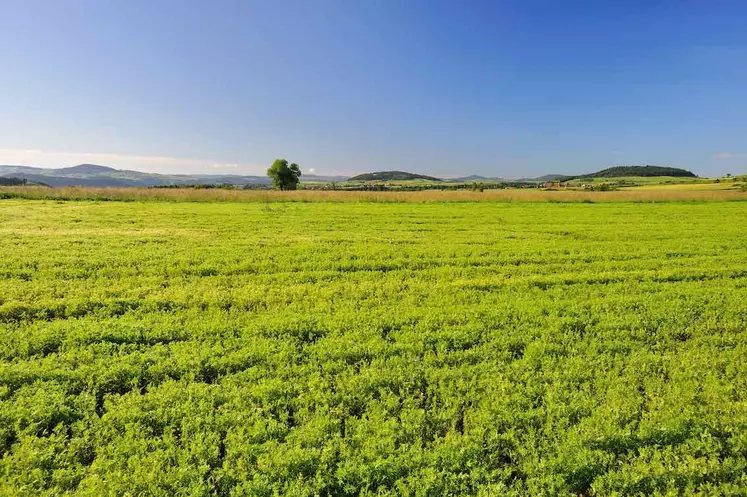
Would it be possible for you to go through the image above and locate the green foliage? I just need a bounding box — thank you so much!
[0,200,746,495]
[267,159,302,191]
[0,177,27,186]
[584,183,615,191]
[575,165,696,179]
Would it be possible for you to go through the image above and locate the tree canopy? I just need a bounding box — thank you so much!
[576,166,696,179]
[267,159,302,190]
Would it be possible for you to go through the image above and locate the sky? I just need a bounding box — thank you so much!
[1,0,746,178]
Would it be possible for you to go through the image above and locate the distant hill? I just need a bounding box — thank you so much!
[0,163,700,188]
[0,164,273,187]
[532,174,570,182]
[59,164,120,174]
[574,165,696,179]
[347,171,442,182]
[452,175,488,181]
[1,164,240,187]
[299,174,349,183]
[511,174,569,182]
[0,164,349,187]
[447,174,506,182]
[452,168,696,183]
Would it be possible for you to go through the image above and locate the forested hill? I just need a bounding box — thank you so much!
[577,166,696,178]
[347,171,442,181]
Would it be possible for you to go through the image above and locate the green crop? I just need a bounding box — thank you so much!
[1,200,746,496]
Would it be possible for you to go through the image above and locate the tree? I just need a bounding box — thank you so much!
[267,159,302,190]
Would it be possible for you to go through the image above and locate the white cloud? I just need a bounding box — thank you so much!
[308,168,316,174]
[0,148,265,174]
[713,152,747,160]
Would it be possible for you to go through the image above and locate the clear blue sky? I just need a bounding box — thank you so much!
[1,0,745,177]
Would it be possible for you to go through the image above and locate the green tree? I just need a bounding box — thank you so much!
[267,159,302,190]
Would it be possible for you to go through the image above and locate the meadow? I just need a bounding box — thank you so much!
[1,198,746,496]
[2,184,747,203]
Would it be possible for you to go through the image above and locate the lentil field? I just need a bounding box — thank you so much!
[1,199,746,496]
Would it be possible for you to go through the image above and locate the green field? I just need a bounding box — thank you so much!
[565,176,706,186]
[1,199,747,496]
[312,175,741,192]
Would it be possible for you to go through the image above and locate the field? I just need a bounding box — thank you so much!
[1,198,747,496]
[563,176,710,187]
[3,184,747,203]
[623,181,746,191]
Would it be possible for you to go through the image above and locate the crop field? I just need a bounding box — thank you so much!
[1,199,747,496]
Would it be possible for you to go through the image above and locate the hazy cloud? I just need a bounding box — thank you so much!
[713,152,747,160]
[0,148,264,174]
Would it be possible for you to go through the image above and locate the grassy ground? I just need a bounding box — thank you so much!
[564,176,709,186]
[1,200,746,495]
[2,185,747,202]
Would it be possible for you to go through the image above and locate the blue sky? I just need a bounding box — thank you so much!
[1,0,745,177]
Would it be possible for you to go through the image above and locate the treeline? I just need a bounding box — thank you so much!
[150,184,268,190]
[308,182,546,192]
[0,177,27,186]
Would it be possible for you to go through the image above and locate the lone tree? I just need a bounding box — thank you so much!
[267,159,302,190]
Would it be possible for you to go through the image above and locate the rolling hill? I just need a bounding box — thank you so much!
[347,171,442,182]
[0,164,701,188]
[570,165,696,180]
[345,166,697,184]
[0,164,346,187]
[447,175,507,182]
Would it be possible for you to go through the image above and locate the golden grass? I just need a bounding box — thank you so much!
[1,185,747,202]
